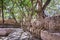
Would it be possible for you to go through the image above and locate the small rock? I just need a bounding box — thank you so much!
[20,31,32,40]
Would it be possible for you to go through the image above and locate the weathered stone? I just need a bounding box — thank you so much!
[4,29,23,40]
[41,30,60,40]
[44,15,60,32]
[20,31,32,40]
[3,29,33,40]
[0,28,22,36]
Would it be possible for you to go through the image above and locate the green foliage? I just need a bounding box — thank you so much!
[43,0,60,16]
[1,0,60,21]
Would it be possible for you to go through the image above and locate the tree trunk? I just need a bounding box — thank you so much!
[37,0,43,20]
[0,8,1,16]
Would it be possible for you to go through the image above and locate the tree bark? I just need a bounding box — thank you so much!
[37,0,43,20]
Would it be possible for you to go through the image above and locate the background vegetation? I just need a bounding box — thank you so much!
[0,0,60,23]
